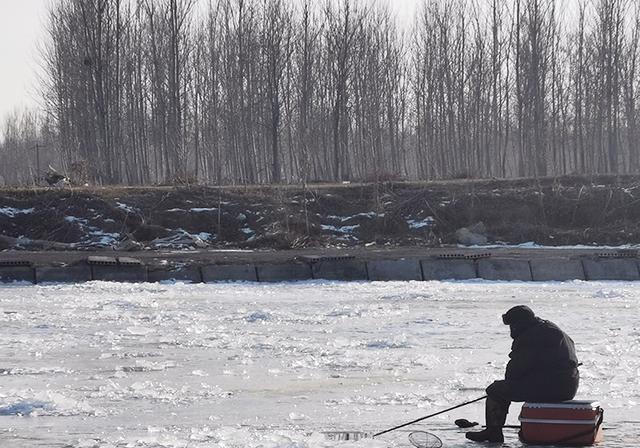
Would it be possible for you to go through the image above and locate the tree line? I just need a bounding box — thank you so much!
[1,0,640,186]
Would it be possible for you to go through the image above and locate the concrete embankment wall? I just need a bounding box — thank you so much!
[1,253,640,284]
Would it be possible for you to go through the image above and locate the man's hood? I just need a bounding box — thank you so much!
[502,305,538,339]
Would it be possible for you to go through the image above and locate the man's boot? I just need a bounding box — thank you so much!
[465,396,507,443]
[465,427,504,443]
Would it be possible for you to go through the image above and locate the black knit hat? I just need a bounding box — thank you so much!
[502,305,536,325]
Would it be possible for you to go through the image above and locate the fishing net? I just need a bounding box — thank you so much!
[408,431,443,448]
[324,429,442,448]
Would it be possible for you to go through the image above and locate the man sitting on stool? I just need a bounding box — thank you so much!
[466,305,580,443]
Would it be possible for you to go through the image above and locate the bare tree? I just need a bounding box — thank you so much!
[261,0,294,183]
[35,0,640,187]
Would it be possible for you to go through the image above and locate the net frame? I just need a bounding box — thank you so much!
[408,431,443,448]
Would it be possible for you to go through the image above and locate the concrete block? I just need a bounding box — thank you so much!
[91,265,147,283]
[311,259,368,281]
[256,263,313,283]
[36,265,92,283]
[421,259,477,280]
[478,258,532,281]
[202,264,258,283]
[530,259,585,281]
[148,267,202,283]
[0,266,35,283]
[87,256,118,266]
[582,258,640,281]
[117,257,143,266]
[366,259,422,281]
[87,256,147,283]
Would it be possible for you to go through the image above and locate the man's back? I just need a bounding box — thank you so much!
[507,317,579,381]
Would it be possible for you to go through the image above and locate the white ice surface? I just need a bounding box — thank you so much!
[0,280,638,447]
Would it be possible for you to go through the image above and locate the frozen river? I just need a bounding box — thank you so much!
[0,279,638,447]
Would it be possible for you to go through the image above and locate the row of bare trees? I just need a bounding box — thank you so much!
[0,112,57,185]
[2,0,640,186]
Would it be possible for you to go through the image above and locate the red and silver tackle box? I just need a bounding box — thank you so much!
[519,400,604,445]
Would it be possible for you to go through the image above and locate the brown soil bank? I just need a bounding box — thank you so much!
[1,174,640,252]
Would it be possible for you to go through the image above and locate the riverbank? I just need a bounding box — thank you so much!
[2,174,640,253]
[2,174,640,283]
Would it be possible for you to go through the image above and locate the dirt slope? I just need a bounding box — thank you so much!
[2,174,640,252]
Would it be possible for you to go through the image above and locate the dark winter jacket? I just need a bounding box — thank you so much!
[505,317,579,381]
[492,305,579,402]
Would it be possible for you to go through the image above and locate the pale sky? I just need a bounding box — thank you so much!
[0,0,49,124]
[0,0,421,127]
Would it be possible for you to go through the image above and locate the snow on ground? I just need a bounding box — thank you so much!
[407,217,435,230]
[0,207,35,218]
[0,280,638,447]
[464,242,640,250]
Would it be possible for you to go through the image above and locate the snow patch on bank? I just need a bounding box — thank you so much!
[407,216,435,229]
[466,241,640,250]
[0,207,35,217]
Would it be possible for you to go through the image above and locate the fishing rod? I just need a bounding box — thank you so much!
[373,395,487,438]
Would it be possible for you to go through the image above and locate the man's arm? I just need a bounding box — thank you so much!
[505,342,538,380]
